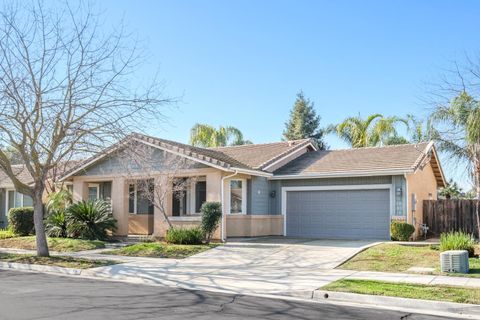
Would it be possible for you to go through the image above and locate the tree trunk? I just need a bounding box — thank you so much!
[475,170,480,240]
[33,188,49,257]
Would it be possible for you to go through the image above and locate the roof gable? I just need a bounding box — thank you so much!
[61,133,313,179]
[209,139,315,170]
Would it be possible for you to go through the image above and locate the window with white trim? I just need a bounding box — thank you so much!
[229,179,246,214]
[6,189,33,213]
[87,183,100,201]
[128,181,154,215]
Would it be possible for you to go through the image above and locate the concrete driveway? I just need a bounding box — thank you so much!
[83,238,376,296]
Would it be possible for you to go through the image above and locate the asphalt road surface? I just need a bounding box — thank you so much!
[0,270,457,320]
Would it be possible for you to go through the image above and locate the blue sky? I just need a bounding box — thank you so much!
[99,0,480,189]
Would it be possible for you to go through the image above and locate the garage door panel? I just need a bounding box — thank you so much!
[286,189,390,239]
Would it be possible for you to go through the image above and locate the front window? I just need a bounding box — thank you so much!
[129,180,154,215]
[87,183,99,201]
[195,181,207,213]
[230,179,246,214]
[6,190,33,212]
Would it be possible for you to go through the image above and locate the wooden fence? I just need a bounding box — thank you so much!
[423,200,479,238]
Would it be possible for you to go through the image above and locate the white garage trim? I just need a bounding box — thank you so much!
[281,184,393,236]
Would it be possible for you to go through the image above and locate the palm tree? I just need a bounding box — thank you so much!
[430,91,480,238]
[190,124,252,147]
[439,179,463,199]
[405,114,434,143]
[330,114,405,148]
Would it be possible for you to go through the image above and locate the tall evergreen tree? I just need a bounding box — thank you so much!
[283,91,327,149]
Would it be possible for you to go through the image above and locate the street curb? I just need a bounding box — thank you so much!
[314,290,480,319]
[0,262,83,275]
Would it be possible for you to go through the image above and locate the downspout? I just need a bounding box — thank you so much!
[404,173,410,224]
[220,170,239,242]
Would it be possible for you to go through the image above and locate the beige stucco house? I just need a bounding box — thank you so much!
[58,133,445,240]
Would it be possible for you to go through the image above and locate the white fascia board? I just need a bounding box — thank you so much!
[270,169,414,180]
[231,167,273,177]
[60,138,233,181]
[132,138,233,172]
[58,143,126,182]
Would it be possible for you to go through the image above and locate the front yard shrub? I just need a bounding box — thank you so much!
[66,200,117,240]
[200,202,222,244]
[165,227,204,245]
[440,231,475,257]
[8,207,34,236]
[45,210,68,238]
[390,221,415,241]
[0,227,17,239]
[45,190,72,238]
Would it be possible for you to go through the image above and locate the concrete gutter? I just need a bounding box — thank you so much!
[0,262,83,276]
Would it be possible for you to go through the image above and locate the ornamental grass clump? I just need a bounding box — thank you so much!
[439,231,475,257]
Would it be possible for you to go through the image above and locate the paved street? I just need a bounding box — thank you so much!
[0,270,456,320]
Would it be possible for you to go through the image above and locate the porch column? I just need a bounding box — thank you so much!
[111,177,129,236]
[206,171,222,202]
[72,179,87,202]
[153,175,171,237]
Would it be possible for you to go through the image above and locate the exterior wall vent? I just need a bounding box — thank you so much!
[440,250,469,273]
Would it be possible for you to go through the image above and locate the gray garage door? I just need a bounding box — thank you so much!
[286,189,390,240]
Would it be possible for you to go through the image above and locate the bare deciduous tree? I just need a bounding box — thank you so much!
[0,2,170,256]
[121,139,199,233]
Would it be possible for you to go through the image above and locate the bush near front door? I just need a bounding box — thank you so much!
[201,202,222,244]
[390,221,415,241]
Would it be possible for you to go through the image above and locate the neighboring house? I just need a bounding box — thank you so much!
[0,165,34,228]
[59,133,445,240]
[0,163,76,228]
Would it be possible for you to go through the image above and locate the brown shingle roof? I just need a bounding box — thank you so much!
[0,165,33,188]
[60,133,316,179]
[274,142,432,176]
[0,161,80,188]
[210,139,314,170]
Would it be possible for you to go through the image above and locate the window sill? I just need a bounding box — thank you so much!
[170,215,202,222]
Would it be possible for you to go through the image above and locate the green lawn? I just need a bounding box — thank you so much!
[0,236,105,252]
[323,279,480,305]
[0,252,115,269]
[339,243,480,277]
[104,242,219,259]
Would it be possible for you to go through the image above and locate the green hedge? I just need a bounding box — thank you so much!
[8,207,34,236]
[165,227,204,245]
[390,221,415,241]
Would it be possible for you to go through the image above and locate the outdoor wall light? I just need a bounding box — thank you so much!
[269,190,276,198]
[396,187,403,196]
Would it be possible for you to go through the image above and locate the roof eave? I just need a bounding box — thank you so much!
[270,169,414,180]
[231,167,273,177]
